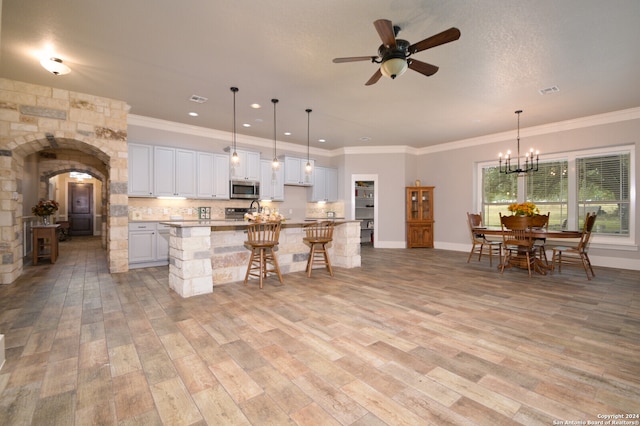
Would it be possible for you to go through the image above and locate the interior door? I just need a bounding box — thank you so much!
[68,182,93,236]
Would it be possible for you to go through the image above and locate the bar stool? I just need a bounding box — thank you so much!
[303,221,334,277]
[244,221,283,288]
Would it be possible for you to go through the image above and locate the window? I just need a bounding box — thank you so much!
[478,145,634,241]
[577,153,630,235]
[525,160,569,230]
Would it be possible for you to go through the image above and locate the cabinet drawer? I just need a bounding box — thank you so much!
[129,223,156,231]
[157,223,172,231]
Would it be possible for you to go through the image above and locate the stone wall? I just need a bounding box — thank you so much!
[0,78,130,283]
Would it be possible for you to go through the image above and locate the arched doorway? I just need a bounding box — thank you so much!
[0,78,130,284]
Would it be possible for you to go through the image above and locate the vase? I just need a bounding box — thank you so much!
[41,216,50,225]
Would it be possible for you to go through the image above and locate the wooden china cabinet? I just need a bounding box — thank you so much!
[406,186,434,248]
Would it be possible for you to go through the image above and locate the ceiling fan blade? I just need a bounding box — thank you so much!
[407,59,439,77]
[333,56,377,63]
[365,69,382,86]
[373,19,396,48]
[409,27,461,54]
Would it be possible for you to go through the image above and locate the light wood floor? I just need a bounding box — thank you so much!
[1,237,639,425]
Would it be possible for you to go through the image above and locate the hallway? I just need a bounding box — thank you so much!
[0,237,639,425]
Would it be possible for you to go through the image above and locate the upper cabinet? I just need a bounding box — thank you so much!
[154,147,196,198]
[197,152,230,199]
[284,156,314,186]
[310,166,338,202]
[230,149,261,181]
[128,143,154,196]
[260,160,284,201]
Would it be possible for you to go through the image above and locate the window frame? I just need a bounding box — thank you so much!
[476,144,636,250]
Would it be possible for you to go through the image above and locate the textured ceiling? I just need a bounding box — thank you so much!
[1,0,639,151]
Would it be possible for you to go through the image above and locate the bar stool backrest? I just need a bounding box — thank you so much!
[304,221,334,241]
[246,221,281,244]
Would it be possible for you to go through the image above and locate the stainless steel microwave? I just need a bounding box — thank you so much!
[230,180,260,199]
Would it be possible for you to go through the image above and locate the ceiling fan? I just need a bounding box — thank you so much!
[333,19,461,86]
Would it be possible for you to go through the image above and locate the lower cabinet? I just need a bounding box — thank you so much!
[407,223,433,248]
[129,222,170,268]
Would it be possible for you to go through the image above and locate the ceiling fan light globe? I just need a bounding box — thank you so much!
[380,58,407,79]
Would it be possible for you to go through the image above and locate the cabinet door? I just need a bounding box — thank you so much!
[325,167,338,202]
[156,224,171,260]
[196,151,215,198]
[260,160,284,201]
[128,143,154,196]
[212,154,230,199]
[154,147,176,196]
[284,157,314,185]
[129,230,155,263]
[407,223,433,248]
[310,166,327,201]
[418,188,433,220]
[175,149,196,197]
[230,149,261,181]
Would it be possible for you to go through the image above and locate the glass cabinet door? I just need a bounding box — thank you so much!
[420,189,431,220]
[409,189,420,220]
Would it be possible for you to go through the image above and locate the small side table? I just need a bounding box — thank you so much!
[32,225,60,265]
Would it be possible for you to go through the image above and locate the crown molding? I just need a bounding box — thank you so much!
[418,107,640,155]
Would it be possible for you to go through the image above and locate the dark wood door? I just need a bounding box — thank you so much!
[68,182,93,236]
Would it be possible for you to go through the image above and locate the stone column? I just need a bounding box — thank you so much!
[331,221,362,268]
[168,225,213,297]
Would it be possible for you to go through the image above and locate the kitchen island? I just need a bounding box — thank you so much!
[161,219,362,297]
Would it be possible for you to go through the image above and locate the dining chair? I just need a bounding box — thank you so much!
[551,212,597,280]
[499,213,537,277]
[466,212,501,266]
[303,221,335,277]
[244,221,283,288]
[530,212,550,265]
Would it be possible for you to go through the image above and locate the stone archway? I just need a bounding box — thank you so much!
[0,78,130,284]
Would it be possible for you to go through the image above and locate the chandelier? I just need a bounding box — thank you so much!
[498,110,539,174]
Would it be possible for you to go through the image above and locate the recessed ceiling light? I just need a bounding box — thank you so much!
[251,103,261,109]
[189,95,208,103]
[360,136,371,141]
[243,123,251,127]
[284,132,291,136]
[318,139,326,143]
[188,112,198,117]
[255,118,263,123]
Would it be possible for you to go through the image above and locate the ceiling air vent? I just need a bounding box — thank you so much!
[539,86,560,95]
[189,95,208,103]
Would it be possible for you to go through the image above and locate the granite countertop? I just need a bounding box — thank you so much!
[159,219,357,228]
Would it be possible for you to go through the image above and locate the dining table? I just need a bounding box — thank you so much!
[472,226,582,274]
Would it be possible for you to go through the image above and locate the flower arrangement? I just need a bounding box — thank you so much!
[244,210,286,223]
[32,199,59,217]
[507,202,539,216]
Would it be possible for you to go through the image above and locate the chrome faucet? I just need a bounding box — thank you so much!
[249,199,261,213]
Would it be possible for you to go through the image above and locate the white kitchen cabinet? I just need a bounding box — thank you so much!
[154,147,197,197]
[129,222,170,268]
[230,149,261,181]
[310,166,338,202]
[283,156,314,186]
[260,159,284,201]
[197,151,230,199]
[128,143,154,196]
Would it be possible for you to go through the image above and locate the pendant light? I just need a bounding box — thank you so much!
[230,87,239,167]
[305,108,313,174]
[498,110,539,174]
[271,98,280,170]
